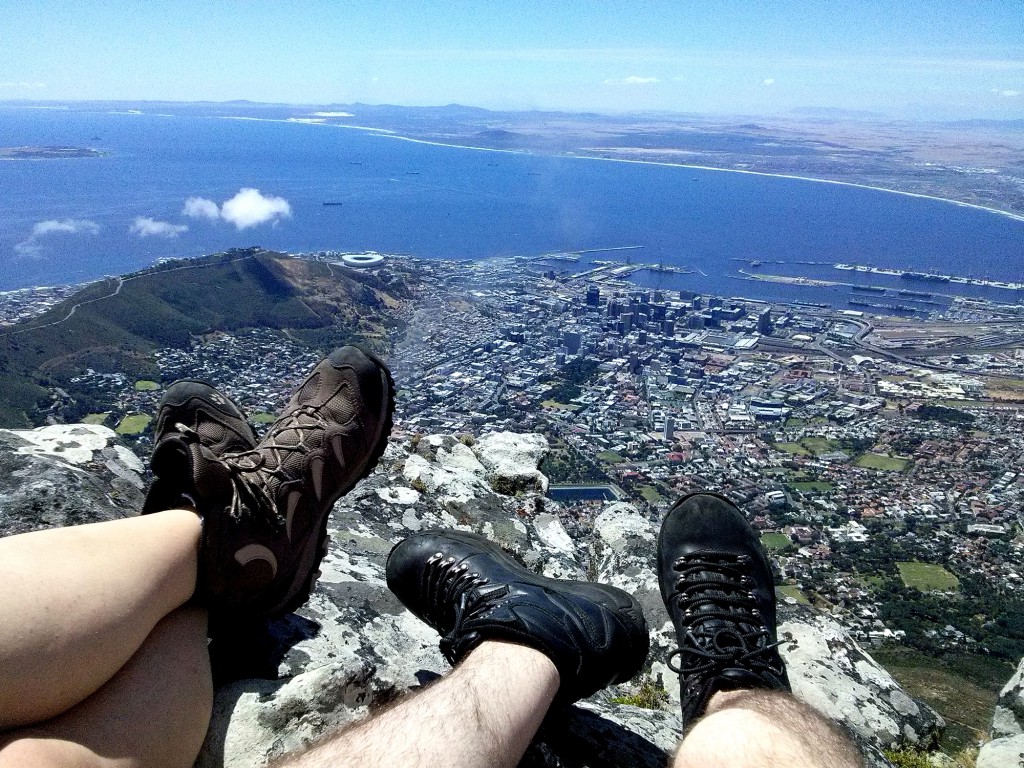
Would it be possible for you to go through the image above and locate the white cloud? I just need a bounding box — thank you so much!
[130,217,188,238]
[604,76,660,85]
[182,189,292,230]
[31,219,100,237]
[998,89,1021,97]
[219,188,292,230]
[183,197,222,220]
[15,218,100,256]
[762,78,776,86]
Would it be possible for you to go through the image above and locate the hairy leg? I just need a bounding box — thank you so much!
[673,689,864,768]
[0,509,201,728]
[279,641,560,768]
[0,605,212,768]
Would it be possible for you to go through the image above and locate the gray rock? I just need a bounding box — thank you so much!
[0,424,143,535]
[992,658,1024,739]
[977,735,1024,768]
[779,609,943,750]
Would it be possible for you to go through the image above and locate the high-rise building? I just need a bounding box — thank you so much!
[664,415,675,440]
[758,308,773,335]
[586,285,601,307]
[562,329,583,354]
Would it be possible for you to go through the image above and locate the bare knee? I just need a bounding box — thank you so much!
[673,690,864,768]
[0,731,108,768]
[674,704,801,768]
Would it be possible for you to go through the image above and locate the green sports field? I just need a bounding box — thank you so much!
[897,561,959,591]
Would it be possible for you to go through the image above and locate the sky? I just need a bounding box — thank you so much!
[1,0,1022,119]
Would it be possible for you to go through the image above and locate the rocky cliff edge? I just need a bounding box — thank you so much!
[0,425,955,767]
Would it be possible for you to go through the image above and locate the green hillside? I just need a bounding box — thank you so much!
[0,249,406,426]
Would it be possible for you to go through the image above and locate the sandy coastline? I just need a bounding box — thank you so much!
[226,112,1024,225]
[387,134,1024,224]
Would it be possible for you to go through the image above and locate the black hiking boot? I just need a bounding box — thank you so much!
[658,492,791,731]
[386,530,650,704]
[143,379,257,515]
[150,346,395,617]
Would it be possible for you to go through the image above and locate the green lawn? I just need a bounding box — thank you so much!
[597,451,625,463]
[897,561,959,592]
[638,485,665,503]
[115,414,152,435]
[778,585,810,605]
[760,532,794,551]
[250,412,277,424]
[82,412,110,425]
[776,442,810,456]
[789,480,835,493]
[855,453,910,471]
[800,437,840,455]
[134,380,160,391]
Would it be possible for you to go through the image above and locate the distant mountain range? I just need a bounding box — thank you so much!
[0,249,410,427]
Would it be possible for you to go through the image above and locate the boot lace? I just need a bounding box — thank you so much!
[177,403,338,526]
[666,552,784,682]
[421,552,499,664]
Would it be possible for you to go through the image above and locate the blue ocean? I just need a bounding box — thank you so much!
[1,106,1022,310]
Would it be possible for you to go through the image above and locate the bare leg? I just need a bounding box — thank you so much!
[0,605,212,768]
[0,509,201,728]
[279,641,560,768]
[673,689,864,768]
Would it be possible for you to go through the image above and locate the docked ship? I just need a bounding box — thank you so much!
[901,271,950,283]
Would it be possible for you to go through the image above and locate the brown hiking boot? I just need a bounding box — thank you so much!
[150,346,395,617]
[143,379,257,515]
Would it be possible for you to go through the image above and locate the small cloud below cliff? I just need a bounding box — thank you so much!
[130,217,188,238]
[183,188,292,230]
[15,218,100,257]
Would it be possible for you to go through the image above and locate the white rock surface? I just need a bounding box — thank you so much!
[977,736,1024,768]
[1,423,118,466]
[474,431,549,493]
[780,613,941,748]
[992,657,1024,739]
